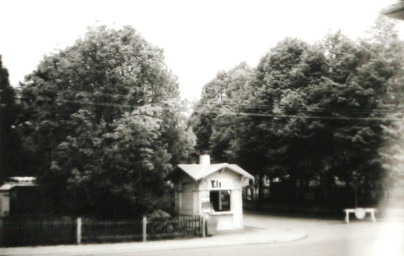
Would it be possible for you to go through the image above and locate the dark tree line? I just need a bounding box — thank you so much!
[1,17,404,218]
[1,56,28,182]
[190,17,404,213]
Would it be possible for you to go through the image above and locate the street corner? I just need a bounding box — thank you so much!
[204,225,308,247]
[250,229,308,245]
[272,231,308,244]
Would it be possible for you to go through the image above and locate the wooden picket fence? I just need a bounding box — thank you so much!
[80,218,144,243]
[146,215,203,240]
[0,215,205,247]
[0,217,76,247]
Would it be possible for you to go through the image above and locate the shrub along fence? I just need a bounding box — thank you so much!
[0,215,205,247]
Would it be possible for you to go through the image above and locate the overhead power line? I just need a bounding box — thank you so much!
[57,98,404,121]
[197,99,404,113]
[56,89,404,114]
[50,88,404,121]
[193,109,404,121]
[59,100,134,109]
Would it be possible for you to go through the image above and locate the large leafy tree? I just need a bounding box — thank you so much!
[19,26,179,170]
[244,38,322,209]
[312,31,394,208]
[369,16,404,198]
[52,106,175,217]
[246,30,399,210]
[193,20,403,212]
[190,62,254,160]
[17,26,192,217]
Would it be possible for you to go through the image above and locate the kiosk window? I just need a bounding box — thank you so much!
[210,190,231,212]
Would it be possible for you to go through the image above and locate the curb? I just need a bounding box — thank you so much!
[0,230,307,256]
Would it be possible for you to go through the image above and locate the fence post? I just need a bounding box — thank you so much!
[142,216,147,242]
[76,217,82,244]
[0,219,3,246]
[202,216,206,237]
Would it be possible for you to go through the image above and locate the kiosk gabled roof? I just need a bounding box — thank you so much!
[177,163,254,181]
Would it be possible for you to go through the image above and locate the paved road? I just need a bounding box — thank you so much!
[129,233,402,256]
[128,214,404,256]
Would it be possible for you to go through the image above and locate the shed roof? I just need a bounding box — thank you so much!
[177,163,254,181]
[0,182,37,191]
[0,177,37,191]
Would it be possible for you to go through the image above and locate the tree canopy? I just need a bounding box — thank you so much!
[4,16,403,217]
[190,62,254,158]
[16,26,193,217]
[190,17,404,211]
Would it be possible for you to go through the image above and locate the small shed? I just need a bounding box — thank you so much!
[172,155,254,231]
[0,177,39,217]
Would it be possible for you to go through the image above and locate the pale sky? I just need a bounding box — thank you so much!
[0,0,402,101]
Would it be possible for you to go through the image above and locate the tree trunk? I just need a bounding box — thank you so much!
[299,179,307,207]
[344,178,353,208]
[289,173,297,213]
[255,174,264,210]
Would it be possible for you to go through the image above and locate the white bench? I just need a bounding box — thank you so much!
[344,208,376,223]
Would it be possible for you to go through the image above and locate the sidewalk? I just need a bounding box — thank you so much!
[0,215,307,256]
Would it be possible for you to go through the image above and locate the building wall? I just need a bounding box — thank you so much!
[231,189,243,229]
[174,176,199,216]
[0,192,10,217]
[182,182,194,215]
[199,168,244,230]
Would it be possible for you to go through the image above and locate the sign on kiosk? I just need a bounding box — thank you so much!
[209,179,232,189]
[200,191,210,213]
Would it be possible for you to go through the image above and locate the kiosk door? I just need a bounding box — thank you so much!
[181,183,194,215]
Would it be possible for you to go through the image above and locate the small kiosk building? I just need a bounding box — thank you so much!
[172,155,254,231]
[0,177,38,217]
